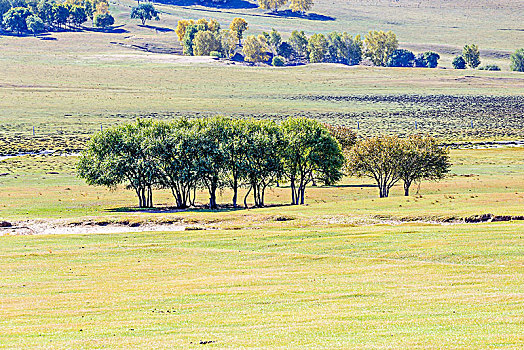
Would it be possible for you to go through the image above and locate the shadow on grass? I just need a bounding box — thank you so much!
[267,9,335,21]
[138,24,174,32]
[105,202,294,213]
[155,0,257,9]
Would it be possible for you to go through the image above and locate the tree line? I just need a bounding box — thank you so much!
[0,0,114,35]
[78,117,451,209]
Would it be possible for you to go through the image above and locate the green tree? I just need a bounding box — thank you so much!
[220,29,238,58]
[69,5,87,27]
[175,19,194,41]
[398,135,450,196]
[462,44,480,68]
[52,2,69,28]
[182,24,206,55]
[307,33,328,63]
[258,0,286,13]
[277,41,293,59]
[324,124,357,150]
[77,120,158,208]
[346,136,405,198]
[36,0,54,26]
[326,32,362,65]
[130,3,158,26]
[423,51,440,68]
[510,48,524,72]
[281,118,344,205]
[193,30,222,56]
[93,12,113,27]
[0,0,11,22]
[272,55,285,66]
[386,49,415,67]
[414,53,428,67]
[364,30,398,67]
[452,55,466,69]
[242,34,269,63]
[288,30,308,60]
[26,14,44,35]
[229,17,248,46]
[3,7,30,34]
[289,0,313,14]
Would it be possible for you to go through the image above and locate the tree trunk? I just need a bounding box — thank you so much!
[208,179,218,209]
[244,185,252,208]
[232,177,238,207]
[300,186,305,205]
[404,181,411,196]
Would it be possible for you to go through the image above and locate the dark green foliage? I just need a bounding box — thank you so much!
[510,48,524,72]
[69,5,87,27]
[277,41,294,60]
[272,55,285,66]
[93,12,114,28]
[182,23,206,56]
[52,3,69,28]
[386,49,415,67]
[288,30,308,60]
[462,44,481,68]
[36,0,54,26]
[424,51,440,68]
[3,6,30,34]
[0,0,11,21]
[414,53,427,67]
[452,55,467,69]
[326,32,362,65]
[478,64,500,71]
[131,3,159,26]
[26,14,44,35]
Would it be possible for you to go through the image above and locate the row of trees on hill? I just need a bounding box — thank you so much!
[0,0,114,35]
[78,117,345,209]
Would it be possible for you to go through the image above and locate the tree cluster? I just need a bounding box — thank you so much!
[258,0,314,14]
[346,135,450,198]
[453,44,480,69]
[0,0,114,35]
[78,117,345,209]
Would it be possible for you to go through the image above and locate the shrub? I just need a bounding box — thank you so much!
[94,13,114,28]
[272,56,285,66]
[479,64,500,71]
[210,51,222,58]
[510,48,524,72]
[452,56,466,69]
[386,49,415,67]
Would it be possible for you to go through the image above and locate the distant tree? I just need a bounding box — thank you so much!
[131,3,158,25]
[267,28,281,53]
[272,55,285,66]
[364,30,398,67]
[387,49,415,67]
[69,5,87,28]
[452,55,466,69]
[220,29,237,58]
[93,12,113,27]
[193,30,222,56]
[307,33,328,63]
[175,19,194,42]
[258,0,286,13]
[398,135,450,196]
[510,48,524,72]
[478,64,500,71]
[26,14,44,35]
[242,34,269,63]
[77,120,158,208]
[424,51,440,68]
[288,30,308,60]
[289,0,313,14]
[277,41,294,60]
[326,32,362,65]
[323,124,357,150]
[414,53,427,67]
[346,136,404,198]
[462,44,480,68]
[52,2,69,28]
[281,118,344,205]
[229,17,248,46]
[3,7,30,34]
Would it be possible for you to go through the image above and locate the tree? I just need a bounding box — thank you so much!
[424,51,440,68]
[386,49,415,67]
[289,0,313,14]
[364,30,398,67]
[242,34,269,63]
[69,5,87,28]
[0,0,11,22]
[182,23,205,55]
[52,3,69,28]
[36,0,54,26]
[264,28,281,54]
[277,41,294,60]
[323,124,357,150]
[414,53,427,67]
[288,30,308,60]
[229,17,248,46]
[77,120,158,208]
[131,3,158,25]
[26,14,44,35]
[452,55,466,69]
[272,55,285,66]
[93,12,113,27]
[281,118,344,205]
[175,19,194,42]
[339,33,363,65]
[258,0,286,13]
[193,30,221,56]
[398,135,450,196]
[510,48,524,72]
[307,33,328,63]
[3,7,31,34]
[220,29,237,58]
[346,136,404,198]
[462,44,480,68]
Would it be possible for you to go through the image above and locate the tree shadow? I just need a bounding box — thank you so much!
[138,24,174,32]
[154,0,257,9]
[105,202,292,213]
[83,25,129,34]
[268,9,335,21]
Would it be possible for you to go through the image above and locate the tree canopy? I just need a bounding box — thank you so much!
[131,3,159,26]
[364,30,398,67]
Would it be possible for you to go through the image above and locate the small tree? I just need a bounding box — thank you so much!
[258,0,286,13]
[3,7,31,34]
[307,33,328,63]
[52,3,69,29]
[424,51,440,68]
[277,41,294,60]
[462,44,480,68]
[69,5,87,28]
[364,30,398,67]
[452,55,466,69]
[288,30,308,60]
[220,29,238,58]
[272,55,285,66]
[94,12,114,27]
[281,118,344,205]
[242,34,269,63]
[324,124,357,150]
[131,3,159,26]
[193,30,222,56]
[175,19,194,42]
[26,14,44,36]
[182,23,205,55]
[386,49,415,67]
[346,136,404,198]
[229,17,248,46]
[398,135,450,196]
[510,48,524,72]
[289,0,313,14]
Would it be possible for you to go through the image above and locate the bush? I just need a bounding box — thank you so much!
[210,51,222,58]
[272,56,285,66]
[479,64,500,71]
[452,56,466,69]
[386,49,415,67]
[94,13,114,28]
[510,48,524,72]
